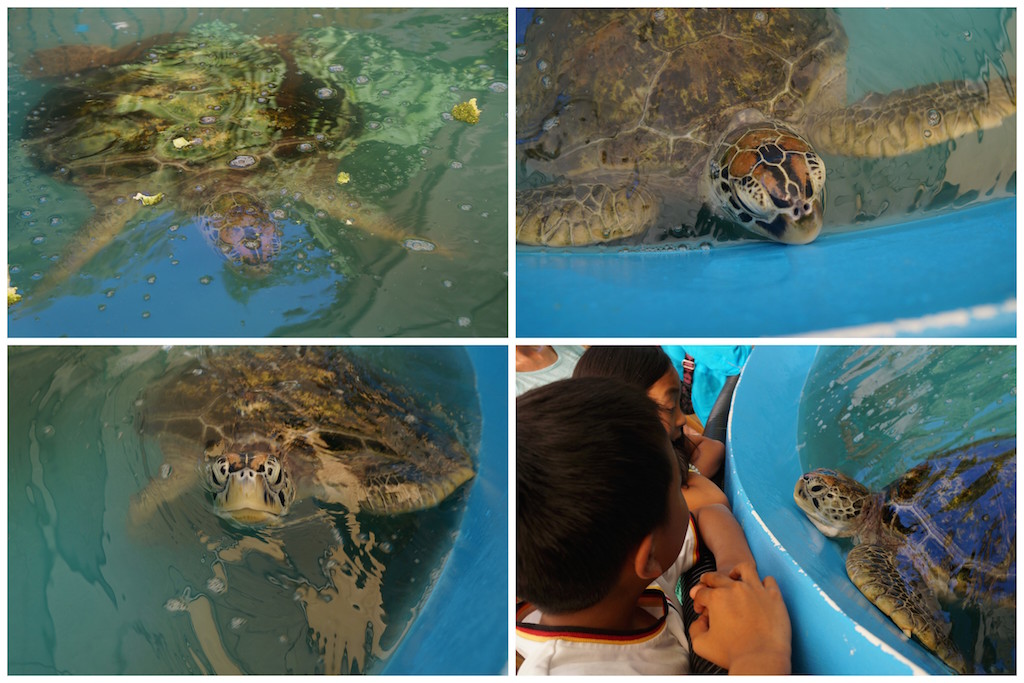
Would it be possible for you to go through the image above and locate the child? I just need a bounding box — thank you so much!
[572,346,726,511]
[516,378,789,674]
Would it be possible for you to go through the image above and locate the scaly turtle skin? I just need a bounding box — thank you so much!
[516,9,1016,246]
[793,438,1016,673]
[19,21,494,292]
[129,346,476,526]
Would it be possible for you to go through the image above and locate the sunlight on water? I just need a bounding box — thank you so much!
[8,9,508,336]
[8,346,481,674]
[797,346,1015,674]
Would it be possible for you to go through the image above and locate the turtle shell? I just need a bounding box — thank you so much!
[20,21,359,190]
[140,346,477,516]
[516,9,845,186]
[879,437,1016,605]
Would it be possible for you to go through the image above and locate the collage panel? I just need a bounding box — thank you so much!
[514,8,1015,337]
[8,8,508,337]
[5,3,1021,680]
[515,344,1015,675]
[8,344,507,674]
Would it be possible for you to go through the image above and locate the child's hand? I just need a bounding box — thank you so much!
[688,562,792,674]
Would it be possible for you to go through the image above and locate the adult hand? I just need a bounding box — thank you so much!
[688,562,792,674]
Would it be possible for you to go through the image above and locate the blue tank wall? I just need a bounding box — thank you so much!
[726,346,951,674]
[382,346,508,674]
[517,199,1015,337]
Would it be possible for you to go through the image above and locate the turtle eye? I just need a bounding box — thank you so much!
[264,456,284,486]
[210,456,230,488]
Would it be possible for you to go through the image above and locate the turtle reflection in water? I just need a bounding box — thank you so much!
[516,9,1015,246]
[18,20,496,294]
[129,347,477,673]
[794,438,1016,674]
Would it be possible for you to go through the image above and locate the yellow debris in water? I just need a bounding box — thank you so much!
[451,98,481,125]
[133,192,165,206]
[172,137,192,149]
[8,273,20,306]
[336,171,351,185]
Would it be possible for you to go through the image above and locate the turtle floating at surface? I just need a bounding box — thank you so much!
[794,438,1016,674]
[515,9,1016,246]
[130,346,476,527]
[127,346,478,673]
[18,21,493,294]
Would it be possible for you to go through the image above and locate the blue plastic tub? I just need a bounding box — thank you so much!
[382,346,508,674]
[726,346,950,674]
[517,199,1015,337]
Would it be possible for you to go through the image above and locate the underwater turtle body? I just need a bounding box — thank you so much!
[516,9,1016,246]
[20,21,490,289]
[793,438,1016,674]
[131,347,476,526]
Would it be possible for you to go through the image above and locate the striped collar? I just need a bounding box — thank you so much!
[516,588,669,646]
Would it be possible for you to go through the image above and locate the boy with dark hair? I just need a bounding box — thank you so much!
[516,377,790,674]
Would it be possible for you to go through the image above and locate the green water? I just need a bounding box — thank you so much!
[797,346,1015,674]
[8,346,481,674]
[515,8,1014,249]
[8,9,508,336]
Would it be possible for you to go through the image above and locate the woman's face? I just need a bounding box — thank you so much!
[647,366,685,441]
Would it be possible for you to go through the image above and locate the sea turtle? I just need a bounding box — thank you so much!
[793,438,1016,674]
[17,20,495,293]
[129,346,476,527]
[515,9,1016,246]
[124,346,477,673]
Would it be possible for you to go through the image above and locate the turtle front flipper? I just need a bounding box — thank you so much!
[808,76,1015,158]
[32,194,145,299]
[516,183,656,246]
[846,543,966,673]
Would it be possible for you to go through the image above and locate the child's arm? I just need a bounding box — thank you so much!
[681,470,729,510]
[693,504,754,576]
[684,425,724,478]
[688,563,792,674]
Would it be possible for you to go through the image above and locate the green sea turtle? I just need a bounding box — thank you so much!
[125,346,477,673]
[17,20,495,293]
[793,438,1016,674]
[516,9,1016,246]
[129,346,476,527]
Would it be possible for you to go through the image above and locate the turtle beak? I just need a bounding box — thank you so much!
[214,467,287,525]
[778,198,823,245]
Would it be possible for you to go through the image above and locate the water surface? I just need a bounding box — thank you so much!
[797,346,1015,674]
[9,345,483,674]
[9,8,508,336]
[515,8,1014,251]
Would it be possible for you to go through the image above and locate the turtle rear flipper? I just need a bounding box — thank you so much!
[846,543,966,673]
[516,183,656,246]
[23,33,188,78]
[809,76,1015,158]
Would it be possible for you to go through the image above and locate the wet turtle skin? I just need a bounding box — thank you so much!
[135,346,477,524]
[516,8,1015,246]
[794,438,1016,673]
[17,20,499,288]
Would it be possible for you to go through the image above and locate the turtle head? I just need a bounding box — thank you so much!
[204,450,296,525]
[200,191,282,269]
[793,468,870,537]
[708,117,826,245]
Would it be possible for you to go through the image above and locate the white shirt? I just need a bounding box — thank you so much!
[516,515,700,675]
[515,346,585,396]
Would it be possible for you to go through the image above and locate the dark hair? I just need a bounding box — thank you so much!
[516,377,674,614]
[573,345,694,469]
[572,346,672,389]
